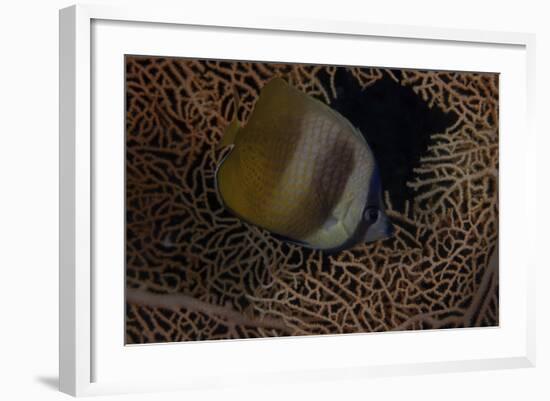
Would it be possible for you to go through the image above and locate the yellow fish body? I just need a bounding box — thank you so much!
[216,78,393,252]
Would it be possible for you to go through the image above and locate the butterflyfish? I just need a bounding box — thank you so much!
[216,78,393,252]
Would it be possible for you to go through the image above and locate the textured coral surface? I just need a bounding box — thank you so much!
[125,56,499,344]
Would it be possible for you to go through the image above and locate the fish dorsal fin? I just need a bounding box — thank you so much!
[261,77,326,114]
[321,99,367,145]
[260,77,289,98]
[261,77,320,113]
[261,78,367,143]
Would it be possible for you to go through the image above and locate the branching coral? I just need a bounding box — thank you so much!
[125,57,498,343]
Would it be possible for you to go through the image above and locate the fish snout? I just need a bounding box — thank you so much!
[364,211,394,243]
[383,217,395,239]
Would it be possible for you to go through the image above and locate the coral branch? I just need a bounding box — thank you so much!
[125,58,499,343]
[126,288,293,335]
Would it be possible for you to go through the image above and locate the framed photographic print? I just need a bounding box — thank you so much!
[59,3,536,396]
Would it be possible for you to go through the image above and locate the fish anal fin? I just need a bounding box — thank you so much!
[270,232,310,247]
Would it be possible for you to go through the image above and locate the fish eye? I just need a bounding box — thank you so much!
[364,207,379,222]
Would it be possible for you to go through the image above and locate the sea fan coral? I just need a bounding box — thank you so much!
[125,56,498,343]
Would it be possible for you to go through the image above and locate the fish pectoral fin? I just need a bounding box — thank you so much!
[321,215,339,232]
[316,214,351,243]
[270,232,310,247]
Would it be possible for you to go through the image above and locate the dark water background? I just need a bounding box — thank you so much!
[318,69,456,212]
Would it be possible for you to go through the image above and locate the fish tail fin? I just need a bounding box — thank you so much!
[232,84,241,113]
[219,118,240,148]
[218,85,242,149]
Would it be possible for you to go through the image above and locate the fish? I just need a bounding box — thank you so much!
[215,77,393,252]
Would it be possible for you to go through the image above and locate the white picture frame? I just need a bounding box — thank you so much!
[59,3,536,397]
